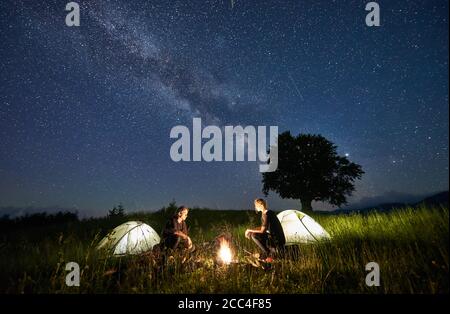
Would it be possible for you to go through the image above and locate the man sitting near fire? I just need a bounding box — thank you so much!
[245,198,286,262]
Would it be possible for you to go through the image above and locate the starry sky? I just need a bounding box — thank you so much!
[0,0,448,217]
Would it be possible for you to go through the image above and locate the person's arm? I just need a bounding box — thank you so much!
[250,227,266,233]
[248,225,267,234]
[247,223,267,234]
[245,227,264,239]
[245,212,268,237]
[174,221,190,239]
[179,222,192,248]
[174,231,188,238]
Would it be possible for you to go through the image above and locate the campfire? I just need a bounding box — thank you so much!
[217,237,233,265]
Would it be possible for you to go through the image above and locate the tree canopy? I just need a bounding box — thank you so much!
[262,132,364,212]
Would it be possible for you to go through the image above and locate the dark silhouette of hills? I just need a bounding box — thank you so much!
[414,191,449,207]
[335,191,448,214]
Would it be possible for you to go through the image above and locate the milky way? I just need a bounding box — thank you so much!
[0,0,448,216]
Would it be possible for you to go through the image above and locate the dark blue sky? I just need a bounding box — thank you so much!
[0,0,448,216]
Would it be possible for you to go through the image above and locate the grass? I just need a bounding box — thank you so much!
[0,206,448,293]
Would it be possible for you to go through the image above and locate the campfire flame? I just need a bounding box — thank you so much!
[217,238,233,265]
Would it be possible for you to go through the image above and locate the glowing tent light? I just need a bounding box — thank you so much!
[97,221,160,256]
[277,210,331,245]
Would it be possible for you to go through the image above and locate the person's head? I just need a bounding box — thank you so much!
[254,198,267,213]
[176,206,189,221]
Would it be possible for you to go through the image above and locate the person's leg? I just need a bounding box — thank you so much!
[160,236,175,266]
[267,237,285,258]
[173,236,182,249]
[164,235,195,257]
[251,233,270,258]
[163,235,180,250]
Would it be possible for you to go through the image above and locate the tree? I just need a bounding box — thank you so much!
[262,132,364,212]
[108,203,125,218]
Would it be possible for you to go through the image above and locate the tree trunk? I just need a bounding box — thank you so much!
[300,198,313,213]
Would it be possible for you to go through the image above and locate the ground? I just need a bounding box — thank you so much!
[0,206,448,293]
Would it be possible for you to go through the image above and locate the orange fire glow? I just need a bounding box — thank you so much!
[217,238,233,265]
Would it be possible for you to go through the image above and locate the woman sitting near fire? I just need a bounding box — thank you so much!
[245,198,286,262]
[161,205,193,252]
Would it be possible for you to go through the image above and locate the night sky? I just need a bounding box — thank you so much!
[0,0,448,216]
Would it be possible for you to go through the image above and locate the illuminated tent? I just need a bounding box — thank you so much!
[97,221,160,255]
[277,210,331,245]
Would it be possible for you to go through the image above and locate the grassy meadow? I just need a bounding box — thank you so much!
[0,205,448,294]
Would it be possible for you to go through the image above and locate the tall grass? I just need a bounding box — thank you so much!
[0,206,447,293]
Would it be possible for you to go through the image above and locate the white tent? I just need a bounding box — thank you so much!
[97,221,160,255]
[277,210,331,245]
